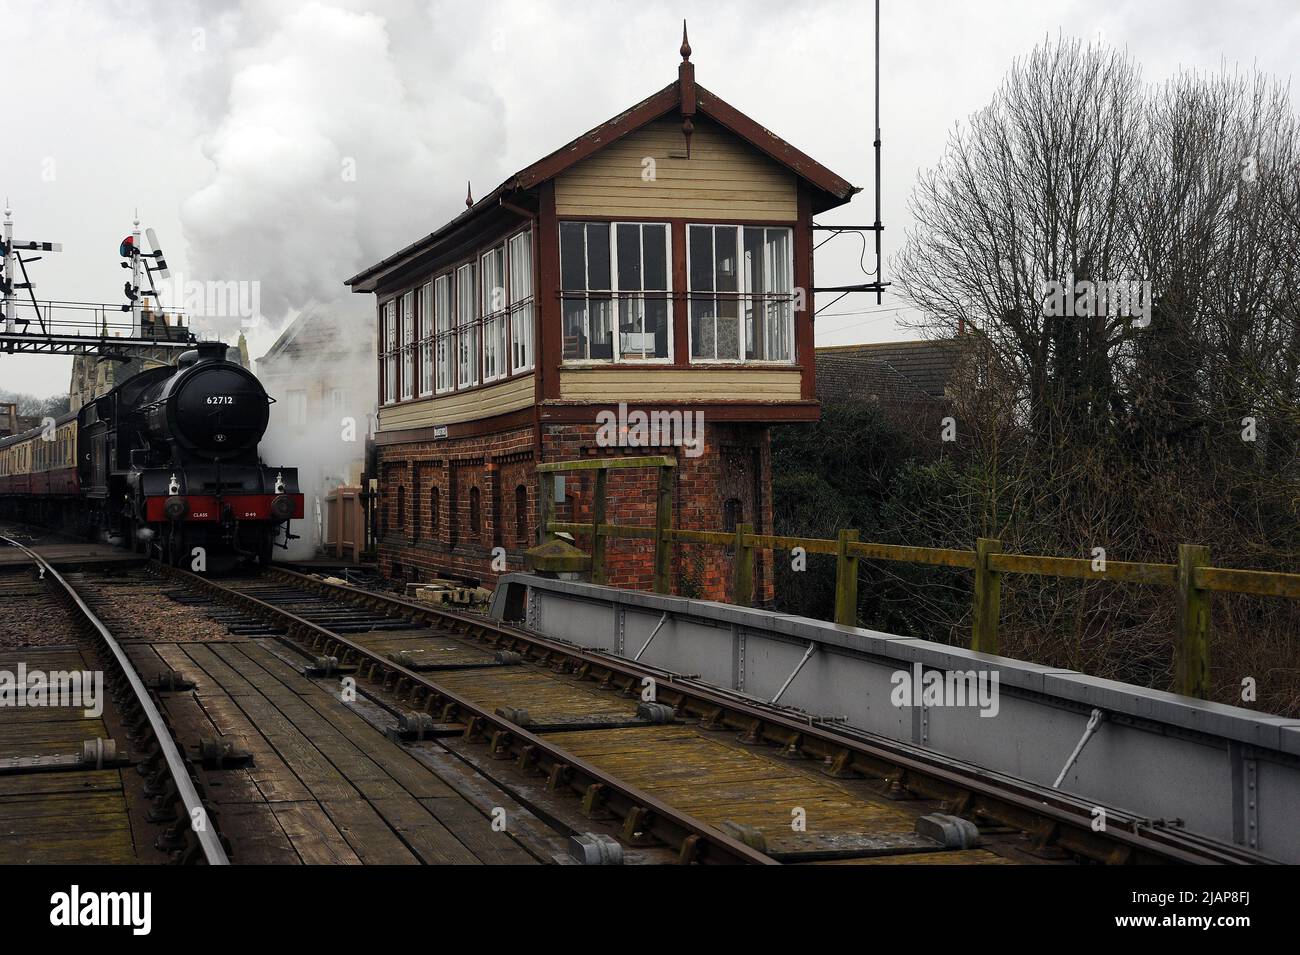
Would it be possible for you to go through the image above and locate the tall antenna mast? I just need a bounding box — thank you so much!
[873,0,883,305]
[810,0,889,313]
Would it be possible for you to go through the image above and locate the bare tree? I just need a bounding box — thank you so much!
[887,36,1300,713]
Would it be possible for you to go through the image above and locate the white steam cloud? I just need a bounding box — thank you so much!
[171,1,515,561]
[180,0,509,330]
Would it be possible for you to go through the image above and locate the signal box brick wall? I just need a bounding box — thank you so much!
[374,420,775,605]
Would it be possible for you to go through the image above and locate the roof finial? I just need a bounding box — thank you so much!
[680,20,691,61]
[465,181,473,208]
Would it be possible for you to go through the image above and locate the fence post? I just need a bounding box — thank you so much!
[971,537,1002,654]
[590,469,608,585]
[537,471,555,546]
[834,529,860,627]
[732,522,754,607]
[652,464,673,594]
[1175,543,1211,699]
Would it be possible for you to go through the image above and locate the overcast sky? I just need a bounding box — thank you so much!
[1,0,1296,398]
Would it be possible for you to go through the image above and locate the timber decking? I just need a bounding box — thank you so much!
[123,637,540,865]
[0,646,139,864]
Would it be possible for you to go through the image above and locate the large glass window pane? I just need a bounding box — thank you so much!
[420,282,433,395]
[765,228,792,293]
[717,297,740,360]
[383,300,397,403]
[509,231,534,373]
[481,247,505,315]
[510,232,532,300]
[690,294,717,360]
[401,290,415,399]
[616,224,641,291]
[643,224,668,289]
[435,274,453,391]
[480,247,506,381]
[589,296,613,360]
[511,302,533,371]
[585,224,610,290]
[715,227,738,293]
[457,263,478,387]
[743,227,766,295]
[562,221,671,362]
[689,226,713,291]
[764,229,793,361]
[562,299,587,361]
[560,223,585,290]
[686,224,794,363]
[743,228,765,360]
[646,297,669,358]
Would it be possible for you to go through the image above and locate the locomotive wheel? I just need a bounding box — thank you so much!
[258,532,275,568]
[163,527,187,567]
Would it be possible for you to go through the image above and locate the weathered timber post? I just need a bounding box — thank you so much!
[834,529,860,627]
[590,469,608,585]
[652,464,673,594]
[1175,543,1211,699]
[971,537,1002,654]
[537,471,556,546]
[732,522,754,607]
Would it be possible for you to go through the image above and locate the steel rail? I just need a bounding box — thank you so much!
[0,536,229,865]
[161,564,774,865]
[264,567,1276,866]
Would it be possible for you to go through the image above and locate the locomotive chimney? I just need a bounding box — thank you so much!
[196,341,228,362]
[180,341,230,366]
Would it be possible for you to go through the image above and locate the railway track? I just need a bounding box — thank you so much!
[0,526,1271,864]
[0,534,227,864]
[158,562,1268,865]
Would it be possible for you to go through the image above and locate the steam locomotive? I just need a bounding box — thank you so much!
[0,342,303,568]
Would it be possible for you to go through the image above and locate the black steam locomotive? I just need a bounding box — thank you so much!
[0,342,303,568]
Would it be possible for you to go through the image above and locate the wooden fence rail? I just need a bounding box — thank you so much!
[533,456,1299,700]
[543,515,1300,700]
